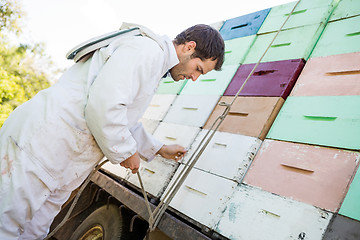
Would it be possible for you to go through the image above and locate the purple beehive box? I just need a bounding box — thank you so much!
[224,59,305,99]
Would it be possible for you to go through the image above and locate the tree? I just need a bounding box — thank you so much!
[0,0,23,34]
[0,0,55,127]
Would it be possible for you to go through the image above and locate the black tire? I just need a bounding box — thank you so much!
[69,204,130,240]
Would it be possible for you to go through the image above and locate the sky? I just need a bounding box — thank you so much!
[19,0,294,69]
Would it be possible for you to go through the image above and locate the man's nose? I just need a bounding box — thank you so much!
[191,73,200,82]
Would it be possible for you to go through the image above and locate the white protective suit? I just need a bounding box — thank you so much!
[0,24,179,239]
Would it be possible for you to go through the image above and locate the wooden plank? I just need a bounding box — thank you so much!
[142,94,177,120]
[156,77,188,95]
[329,0,360,21]
[216,184,332,240]
[259,0,335,34]
[291,52,360,96]
[220,8,270,40]
[163,95,220,127]
[204,96,284,140]
[180,65,239,96]
[267,96,360,150]
[223,36,256,65]
[224,59,305,98]
[311,15,360,57]
[244,23,325,63]
[187,130,262,182]
[165,167,237,229]
[244,139,360,212]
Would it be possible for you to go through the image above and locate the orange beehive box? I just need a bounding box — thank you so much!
[204,96,284,140]
[291,52,360,96]
[244,139,360,212]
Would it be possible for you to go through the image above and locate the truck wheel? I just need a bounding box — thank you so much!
[69,204,130,240]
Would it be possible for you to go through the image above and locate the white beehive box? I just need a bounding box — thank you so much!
[127,122,201,197]
[216,184,332,240]
[165,166,237,229]
[142,94,177,120]
[187,130,262,182]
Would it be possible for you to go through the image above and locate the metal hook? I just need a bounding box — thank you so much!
[130,215,141,232]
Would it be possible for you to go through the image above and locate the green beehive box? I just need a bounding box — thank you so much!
[180,64,239,96]
[156,77,188,95]
[267,96,360,150]
[243,23,324,64]
[258,0,335,34]
[329,0,360,21]
[339,166,360,221]
[311,15,360,57]
[223,35,256,65]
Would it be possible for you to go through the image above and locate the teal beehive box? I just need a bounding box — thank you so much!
[244,23,325,64]
[156,77,188,95]
[329,0,360,21]
[258,0,335,34]
[267,96,360,150]
[223,35,256,65]
[219,8,270,40]
[311,15,360,57]
[339,166,360,221]
[180,65,239,96]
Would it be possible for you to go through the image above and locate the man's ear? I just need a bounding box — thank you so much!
[184,41,196,52]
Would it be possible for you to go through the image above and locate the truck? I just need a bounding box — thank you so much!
[48,0,360,239]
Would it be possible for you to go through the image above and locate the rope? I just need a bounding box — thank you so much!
[142,0,303,232]
[46,1,302,237]
[44,159,110,239]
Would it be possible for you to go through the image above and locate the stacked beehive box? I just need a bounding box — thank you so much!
[101,0,360,239]
[244,0,360,239]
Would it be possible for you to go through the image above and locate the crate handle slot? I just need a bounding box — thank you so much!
[200,79,216,82]
[284,9,307,16]
[260,209,281,218]
[165,136,177,141]
[145,168,155,174]
[185,185,207,196]
[231,23,248,30]
[182,107,198,111]
[346,32,360,37]
[253,70,277,76]
[303,115,337,121]
[325,70,360,76]
[280,163,314,173]
[229,111,249,117]
[150,104,160,107]
[271,43,291,48]
[213,142,227,148]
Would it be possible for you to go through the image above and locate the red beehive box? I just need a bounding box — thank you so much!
[224,59,304,99]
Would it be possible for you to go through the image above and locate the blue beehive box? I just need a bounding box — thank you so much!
[220,8,271,40]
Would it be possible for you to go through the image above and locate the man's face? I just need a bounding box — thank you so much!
[170,41,217,82]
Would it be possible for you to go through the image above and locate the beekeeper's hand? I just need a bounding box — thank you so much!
[157,144,187,162]
[120,151,140,174]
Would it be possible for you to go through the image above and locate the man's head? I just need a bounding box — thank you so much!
[170,24,225,82]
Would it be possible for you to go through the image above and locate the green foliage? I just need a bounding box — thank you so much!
[0,0,54,127]
[0,0,23,34]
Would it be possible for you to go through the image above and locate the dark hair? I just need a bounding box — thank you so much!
[174,24,225,71]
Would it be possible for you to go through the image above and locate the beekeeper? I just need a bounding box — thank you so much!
[0,23,224,239]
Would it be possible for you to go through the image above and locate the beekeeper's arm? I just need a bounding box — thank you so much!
[129,122,187,162]
[84,39,161,168]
